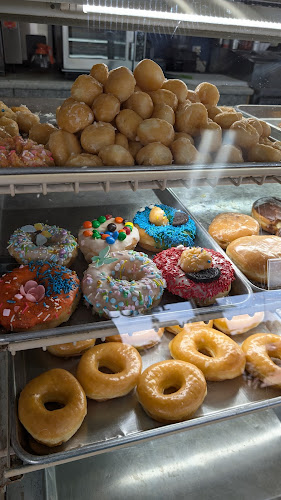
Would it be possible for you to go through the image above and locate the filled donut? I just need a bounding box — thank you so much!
[18,368,87,447]
[82,247,166,317]
[133,204,196,252]
[0,261,80,331]
[153,246,235,306]
[8,223,78,266]
[78,214,139,262]
[251,197,281,234]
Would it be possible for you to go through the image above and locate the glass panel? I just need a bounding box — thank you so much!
[68,28,127,59]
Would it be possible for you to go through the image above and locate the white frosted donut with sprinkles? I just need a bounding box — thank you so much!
[8,223,78,267]
[82,247,166,317]
[78,214,139,263]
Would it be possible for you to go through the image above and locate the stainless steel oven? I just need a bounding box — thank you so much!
[62,26,146,72]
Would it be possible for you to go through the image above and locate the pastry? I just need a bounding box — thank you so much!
[252,197,281,234]
[208,212,260,249]
[213,312,264,335]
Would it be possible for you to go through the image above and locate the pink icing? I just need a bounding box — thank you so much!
[19,280,45,303]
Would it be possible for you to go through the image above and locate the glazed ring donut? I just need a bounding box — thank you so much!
[169,325,246,381]
[18,368,87,447]
[133,204,196,252]
[105,328,164,350]
[0,261,80,332]
[76,343,142,400]
[82,249,165,318]
[213,312,264,336]
[47,339,96,357]
[166,321,213,335]
[8,222,78,266]
[242,333,281,387]
[137,360,207,423]
[78,214,139,262]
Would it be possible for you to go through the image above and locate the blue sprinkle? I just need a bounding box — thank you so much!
[110,298,116,304]
[132,296,137,302]
[7,300,16,303]
[118,301,124,307]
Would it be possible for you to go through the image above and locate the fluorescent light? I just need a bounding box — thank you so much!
[82,4,281,30]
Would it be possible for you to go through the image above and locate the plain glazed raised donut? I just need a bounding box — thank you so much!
[137,360,207,423]
[105,328,164,350]
[18,368,87,447]
[169,325,246,381]
[76,343,142,400]
[242,333,281,387]
[213,312,264,336]
[47,339,96,357]
[166,321,213,335]
[133,59,165,92]
[8,222,78,266]
[0,261,80,332]
[208,212,260,249]
[82,249,166,317]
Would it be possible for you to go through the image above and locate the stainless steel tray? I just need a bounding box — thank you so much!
[237,105,281,141]
[10,311,281,466]
[0,189,253,348]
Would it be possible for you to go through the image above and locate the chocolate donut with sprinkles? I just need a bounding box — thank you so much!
[8,223,78,267]
[133,204,196,252]
[82,247,166,317]
[153,246,235,306]
[0,261,80,332]
[78,214,140,263]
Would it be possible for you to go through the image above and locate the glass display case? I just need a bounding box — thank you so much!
[1,1,281,499]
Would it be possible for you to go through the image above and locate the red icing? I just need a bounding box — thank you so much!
[153,247,235,301]
[0,264,80,332]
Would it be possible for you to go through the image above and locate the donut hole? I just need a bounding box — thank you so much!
[44,401,65,411]
[197,346,213,357]
[97,359,123,374]
[163,385,181,395]
[161,374,183,395]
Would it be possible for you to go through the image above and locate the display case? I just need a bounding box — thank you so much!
[2,1,281,499]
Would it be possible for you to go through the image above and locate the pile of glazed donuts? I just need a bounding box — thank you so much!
[1,58,281,167]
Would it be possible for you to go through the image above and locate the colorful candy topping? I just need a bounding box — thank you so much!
[83,221,92,229]
[19,280,45,303]
[179,247,212,273]
[81,216,135,244]
[91,246,118,268]
[115,217,123,223]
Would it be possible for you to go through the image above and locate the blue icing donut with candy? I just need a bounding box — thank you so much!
[133,204,196,252]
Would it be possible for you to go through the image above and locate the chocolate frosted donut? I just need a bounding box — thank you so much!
[252,197,281,234]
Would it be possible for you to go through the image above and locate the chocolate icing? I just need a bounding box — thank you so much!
[253,197,281,223]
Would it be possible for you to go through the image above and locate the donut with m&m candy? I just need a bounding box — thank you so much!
[8,223,78,267]
[78,214,139,263]
[0,261,80,332]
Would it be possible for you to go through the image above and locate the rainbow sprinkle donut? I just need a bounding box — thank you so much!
[78,214,139,263]
[133,204,196,252]
[8,223,78,267]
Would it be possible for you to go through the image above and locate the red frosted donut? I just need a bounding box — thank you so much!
[0,261,80,331]
[153,246,235,306]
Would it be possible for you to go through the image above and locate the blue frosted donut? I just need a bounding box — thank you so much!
[133,204,196,252]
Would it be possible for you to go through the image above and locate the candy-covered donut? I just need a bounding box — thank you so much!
[76,343,142,400]
[169,325,246,381]
[242,333,281,387]
[78,214,139,263]
[82,247,166,317]
[0,261,80,332]
[133,204,196,252]
[18,368,87,447]
[8,223,78,266]
[137,360,207,423]
[153,246,235,306]
[105,328,164,350]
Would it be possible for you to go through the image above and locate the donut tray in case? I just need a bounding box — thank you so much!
[0,189,255,350]
[9,312,281,466]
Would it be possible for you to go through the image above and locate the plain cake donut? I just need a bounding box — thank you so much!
[169,325,246,381]
[76,343,142,400]
[137,360,207,423]
[18,368,87,447]
[242,333,281,387]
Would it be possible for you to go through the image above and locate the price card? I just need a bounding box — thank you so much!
[267,258,281,290]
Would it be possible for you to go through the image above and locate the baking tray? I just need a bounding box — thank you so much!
[0,189,253,347]
[10,311,281,465]
[237,105,281,141]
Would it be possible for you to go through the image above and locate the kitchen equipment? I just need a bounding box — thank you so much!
[30,43,54,70]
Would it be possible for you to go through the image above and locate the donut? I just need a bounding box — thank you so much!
[82,248,166,317]
[169,325,246,381]
[186,90,200,103]
[16,111,40,133]
[47,339,96,357]
[252,197,281,234]
[48,130,81,166]
[150,89,178,111]
[226,235,281,285]
[128,140,142,159]
[230,120,259,149]
[195,82,220,106]
[171,137,198,165]
[8,223,78,266]
[78,214,139,262]
[18,368,87,447]
[123,91,153,119]
[136,143,173,166]
[208,212,260,249]
[76,343,142,400]
[80,122,115,154]
[0,127,11,139]
[104,67,136,102]
[206,105,221,120]
[214,145,244,163]
[105,328,164,350]
[153,246,235,306]
[260,120,271,137]
[0,101,16,120]
[213,312,264,335]
[71,74,103,106]
[133,204,196,252]
[136,360,207,423]
[175,103,208,136]
[214,112,242,129]
[133,59,165,92]
[67,153,103,167]
[116,109,143,141]
[57,99,94,134]
[115,133,129,150]
[92,94,120,123]
[242,333,281,387]
[198,121,222,153]
[162,79,188,104]
[245,118,263,137]
[247,144,281,162]
[29,123,58,145]
[0,261,80,332]
[99,144,134,166]
[90,63,109,85]
[0,116,19,137]
[151,104,175,126]
[0,136,54,167]
[174,132,194,144]
[166,321,213,335]
[137,118,174,147]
